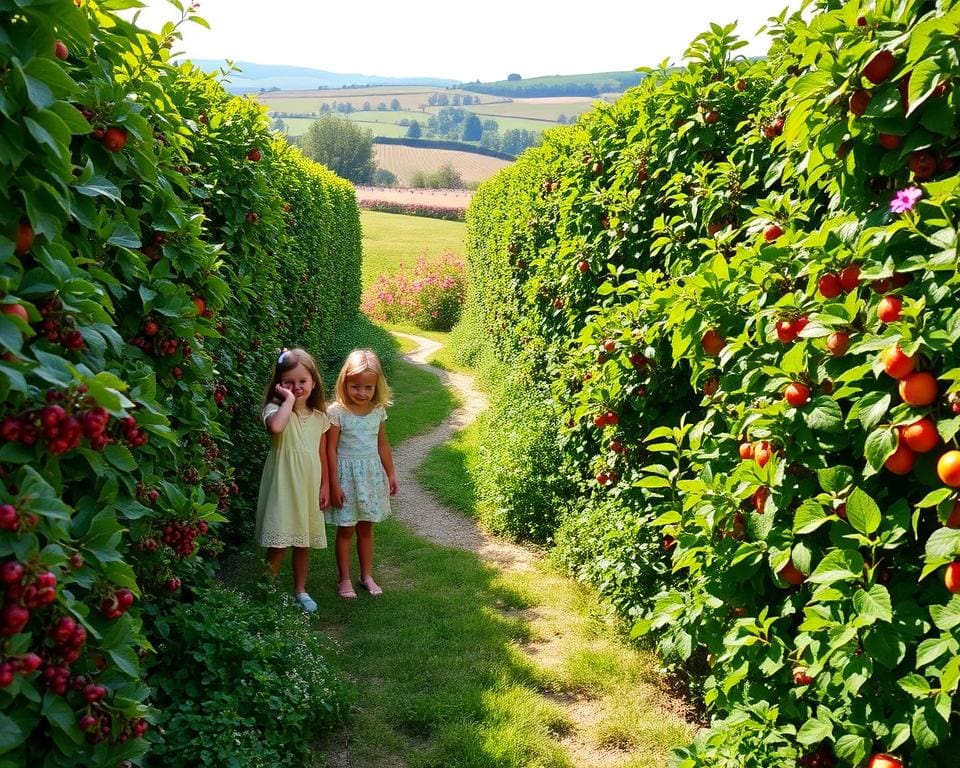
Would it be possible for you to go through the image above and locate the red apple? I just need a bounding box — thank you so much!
[863,50,896,84]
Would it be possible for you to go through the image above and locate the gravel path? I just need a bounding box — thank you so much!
[389,332,538,572]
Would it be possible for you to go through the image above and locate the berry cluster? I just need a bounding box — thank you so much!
[2,564,58,637]
[99,588,134,620]
[79,709,148,745]
[1,387,113,455]
[160,519,207,558]
[119,416,148,447]
[0,502,37,532]
[36,296,84,350]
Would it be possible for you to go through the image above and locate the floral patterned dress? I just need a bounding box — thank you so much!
[325,401,392,526]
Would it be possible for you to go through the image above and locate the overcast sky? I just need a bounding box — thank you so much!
[129,1,798,83]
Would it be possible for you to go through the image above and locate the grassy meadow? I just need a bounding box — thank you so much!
[360,209,466,289]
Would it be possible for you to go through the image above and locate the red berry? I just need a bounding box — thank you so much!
[818,273,843,299]
[839,264,860,292]
[246,147,262,162]
[763,224,784,242]
[863,50,896,85]
[102,126,128,152]
[785,382,811,407]
[877,295,902,323]
[849,88,871,116]
[909,150,937,180]
[54,40,69,60]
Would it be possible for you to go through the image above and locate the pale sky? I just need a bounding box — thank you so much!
[129,1,797,83]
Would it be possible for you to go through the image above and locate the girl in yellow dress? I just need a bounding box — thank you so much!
[255,348,330,613]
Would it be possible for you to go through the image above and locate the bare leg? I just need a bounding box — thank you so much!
[356,521,374,580]
[335,525,355,582]
[265,547,286,579]
[291,547,310,594]
[357,522,382,595]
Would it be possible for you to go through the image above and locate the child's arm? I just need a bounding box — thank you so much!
[319,431,330,510]
[327,424,345,507]
[377,421,398,495]
[264,385,295,434]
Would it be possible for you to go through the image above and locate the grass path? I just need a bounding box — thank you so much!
[311,334,694,768]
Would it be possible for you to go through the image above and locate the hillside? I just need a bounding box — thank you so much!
[188,59,458,93]
[460,70,645,97]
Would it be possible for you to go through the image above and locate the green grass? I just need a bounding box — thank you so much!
[360,209,466,290]
[414,420,480,515]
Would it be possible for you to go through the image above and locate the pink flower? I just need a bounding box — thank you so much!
[890,186,922,213]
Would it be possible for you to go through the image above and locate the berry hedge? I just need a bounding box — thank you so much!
[462,1,960,765]
[1,1,355,764]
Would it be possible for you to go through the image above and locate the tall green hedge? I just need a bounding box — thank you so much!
[462,1,960,765]
[0,2,356,764]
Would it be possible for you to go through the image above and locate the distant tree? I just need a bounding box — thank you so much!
[451,94,461,106]
[481,119,498,132]
[462,114,482,141]
[507,73,522,81]
[480,130,501,151]
[434,162,464,188]
[320,103,331,113]
[501,128,539,156]
[336,102,353,113]
[390,98,401,110]
[428,94,438,106]
[436,94,449,106]
[406,120,422,139]
[372,168,397,186]
[271,117,287,132]
[299,114,375,184]
[362,101,371,111]
[377,102,387,111]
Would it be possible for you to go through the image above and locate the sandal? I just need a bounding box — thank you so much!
[359,577,383,596]
[295,592,318,613]
[337,580,357,600]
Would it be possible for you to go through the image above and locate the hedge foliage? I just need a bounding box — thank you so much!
[462,1,960,765]
[0,2,356,764]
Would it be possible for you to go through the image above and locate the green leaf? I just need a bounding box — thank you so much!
[808,548,864,584]
[864,626,905,668]
[797,716,833,745]
[912,700,949,748]
[857,391,891,430]
[864,427,897,471]
[925,527,960,560]
[804,396,843,431]
[907,57,946,116]
[846,487,882,535]
[899,673,932,698]
[74,176,122,202]
[103,445,137,472]
[107,645,140,678]
[817,465,853,493]
[930,596,960,631]
[916,636,952,668]
[106,222,142,249]
[834,733,870,765]
[0,713,25,753]
[41,692,75,732]
[853,584,892,623]
[794,500,831,535]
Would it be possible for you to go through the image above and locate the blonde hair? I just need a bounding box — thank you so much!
[260,347,326,411]
[335,349,392,408]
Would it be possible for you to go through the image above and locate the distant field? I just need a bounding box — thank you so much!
[373,144,512,187]
[258,86,506,115]
[360,209,466,289]
[468,98,600,121]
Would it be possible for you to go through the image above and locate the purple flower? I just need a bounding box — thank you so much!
[890,186,923,214]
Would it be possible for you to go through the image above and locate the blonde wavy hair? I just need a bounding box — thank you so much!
[335,349,392,408]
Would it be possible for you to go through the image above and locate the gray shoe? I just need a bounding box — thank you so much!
[295,592,317,613]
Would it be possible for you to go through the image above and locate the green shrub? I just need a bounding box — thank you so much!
[146,582,348,767]
[474,368,574,543]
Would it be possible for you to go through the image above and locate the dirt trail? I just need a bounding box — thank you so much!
[389,332,538,573]
[328,332,693,768]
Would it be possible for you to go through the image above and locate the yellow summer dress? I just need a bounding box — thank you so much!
[255,403,331,549]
